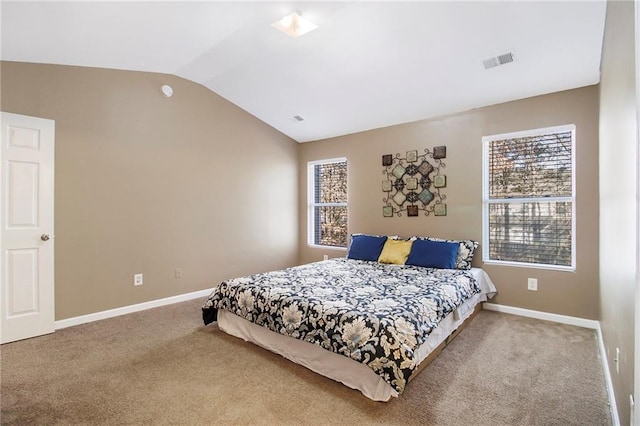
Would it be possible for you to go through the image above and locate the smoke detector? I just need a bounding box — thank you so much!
[161,84,173,97]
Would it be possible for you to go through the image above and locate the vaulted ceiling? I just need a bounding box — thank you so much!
[1,1,606,142]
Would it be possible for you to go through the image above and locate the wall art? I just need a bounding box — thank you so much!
[382,147,447,217]
[433,175,446,188]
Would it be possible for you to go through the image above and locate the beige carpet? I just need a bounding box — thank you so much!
[1,299,611,425]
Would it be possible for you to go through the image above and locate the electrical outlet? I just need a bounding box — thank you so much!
[527,278,538,291]
[615,347,620,374]
[134,273,143,286]
[323,255,329,261]
[175,268,182,279]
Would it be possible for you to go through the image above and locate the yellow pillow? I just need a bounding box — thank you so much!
[378,239,413,265]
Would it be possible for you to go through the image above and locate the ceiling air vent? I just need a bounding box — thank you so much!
[293,115,304,122]
[483,51,515,70]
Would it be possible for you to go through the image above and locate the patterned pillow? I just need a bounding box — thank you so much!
[414,237,479,270]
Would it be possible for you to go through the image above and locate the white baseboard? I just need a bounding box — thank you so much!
[483,302,618,426]
[596,323,621,426]
[55,288,213,330]
[483,303,599,329]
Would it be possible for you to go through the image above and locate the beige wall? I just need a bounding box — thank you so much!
[1,61,299,320]
[299,86,600,319]
[598,1,637,423]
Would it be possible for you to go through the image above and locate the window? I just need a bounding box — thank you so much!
[307,158,348,248]
[482,125,575,270]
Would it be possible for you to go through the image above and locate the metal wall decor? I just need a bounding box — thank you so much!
[382,146,447,217]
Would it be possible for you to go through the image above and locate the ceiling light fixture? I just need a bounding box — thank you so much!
[272,11,318,38]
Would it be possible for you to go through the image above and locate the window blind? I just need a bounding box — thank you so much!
[488,132,572,199]
[310,160,348,247]
[485,129,574,268]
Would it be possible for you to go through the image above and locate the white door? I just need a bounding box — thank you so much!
[0,112,55,344]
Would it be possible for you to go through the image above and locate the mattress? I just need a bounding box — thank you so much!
[203,260,496,400]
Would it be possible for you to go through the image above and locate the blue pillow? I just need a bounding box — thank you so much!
[347,234,388,261]
[406,239,459,269]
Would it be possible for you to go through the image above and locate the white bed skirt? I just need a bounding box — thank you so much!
[217,268,496,401]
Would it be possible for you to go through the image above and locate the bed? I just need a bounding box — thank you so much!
[202,244,497,401]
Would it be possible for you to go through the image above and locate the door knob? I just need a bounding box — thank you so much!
[41,234,50,241]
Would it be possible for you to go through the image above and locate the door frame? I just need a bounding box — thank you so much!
[635,2,640,424]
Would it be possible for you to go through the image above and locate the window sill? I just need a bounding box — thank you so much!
[483,259,575,273]
[307,244,348,251]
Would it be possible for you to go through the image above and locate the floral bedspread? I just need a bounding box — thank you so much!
[202,258,481,394]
